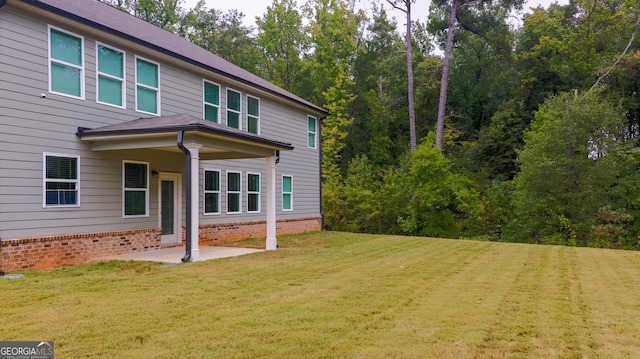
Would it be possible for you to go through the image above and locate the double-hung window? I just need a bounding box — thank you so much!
[204,169,220,214]
[227,171,241,214]
[247,96,260,134]
[247,173,260,213]
[308,116,318,149]
[135,57,160,115]
[282,175,293,211]
[96,43,125,108]
[226,89,241,129]
[123,161,149,217]
[48,26,84,99]
[204,81,220,123]
[43,153,80,207]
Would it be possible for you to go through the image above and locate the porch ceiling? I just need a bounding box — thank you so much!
[76,114,294,159]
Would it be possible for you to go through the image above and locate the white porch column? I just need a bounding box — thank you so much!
[265,156,277,250]
[186,143,202,261]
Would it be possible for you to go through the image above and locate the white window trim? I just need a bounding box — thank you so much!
[42,152,80,208]
[226,88,242,130]
[48,25,85,100]
[282,174,293,211]
[247,95,260,135]
[135,55,161,116]
[203,79,221,123]
[226,170,242,214]
[122,160,150,218]
[247,172,261,213]
[203,168,221,215]
[308,115,318,149]
[96,42,126,109]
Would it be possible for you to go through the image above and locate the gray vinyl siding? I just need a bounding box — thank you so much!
[0,4,321,240]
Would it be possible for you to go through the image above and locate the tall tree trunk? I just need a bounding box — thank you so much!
[386,0,416,151]
[435,0,458,149]
[406,2,416,151]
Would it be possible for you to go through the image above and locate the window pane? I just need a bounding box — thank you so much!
[205,193,219,213]
[137,86,158,113]
[228,172,240,191]
[124,191,146,215]
[248,174,259,192]
[205,171,220,191]
[247,117,258,134]
[125,163,147,188]
[204,82,219,105]
[227,111,240,129]
[205,104,219,123]
[227,90,240,111]
[228,193,240,212]
[98,76,123,106]
[308,133,316,148]
[50,29,81,65]
[248,97,259,116]
[98,46,123,77]
[308,117,317,132]
[283,176,292,193]
[46,156,77,179]
[51,62,81,97]
[137,59,158,87]
[283,193,291,210]
[248,193,259,212]
[46,182,77,205]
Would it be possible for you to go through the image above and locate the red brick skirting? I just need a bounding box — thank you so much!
[0,228,161,272]
[0,217,321,272]
[198,217,322,244]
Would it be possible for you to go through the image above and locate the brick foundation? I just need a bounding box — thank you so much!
[0,217,321,272]
[198,217,322,244]
[0,228,161,272]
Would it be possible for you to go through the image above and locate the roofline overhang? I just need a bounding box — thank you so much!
[77,125,294,151]
[18,0,328,117]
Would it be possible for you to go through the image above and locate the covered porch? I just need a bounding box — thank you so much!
[77,114,294,262]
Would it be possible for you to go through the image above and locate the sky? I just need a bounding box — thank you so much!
[182,0,570,29]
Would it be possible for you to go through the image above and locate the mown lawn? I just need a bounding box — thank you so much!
[2,232,640,358]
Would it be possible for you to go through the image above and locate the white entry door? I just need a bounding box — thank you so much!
[159,173,181,245]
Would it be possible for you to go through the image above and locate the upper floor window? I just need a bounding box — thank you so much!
[43,153,80,207]
[96,43,125,108]
[227,171,241,214]
[204,81,220,123]
[308,116,318,149]
[204,169,220,214]
[48,26,84,99]
[123,161,149,217]
[247,173,260,213]
[247,96,260,135]
[227,88,241,129]
[282,175,293,211]
[135,57,160,115]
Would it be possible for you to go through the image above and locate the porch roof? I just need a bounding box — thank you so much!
[76,114,293,160]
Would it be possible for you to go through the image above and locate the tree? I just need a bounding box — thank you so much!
[428,0,524,149]
[395,134,483,238]
[386,0,417,151]
[256,0,306,92]
[511,90,626,245]
[183,2,260,73]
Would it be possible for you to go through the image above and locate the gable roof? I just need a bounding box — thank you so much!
[19,0,327,116]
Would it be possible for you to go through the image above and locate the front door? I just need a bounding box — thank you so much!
[159,173,181,245]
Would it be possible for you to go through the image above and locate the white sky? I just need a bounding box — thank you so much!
[182,0,570,29]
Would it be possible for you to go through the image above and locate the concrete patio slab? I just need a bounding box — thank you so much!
[99,246,264,263]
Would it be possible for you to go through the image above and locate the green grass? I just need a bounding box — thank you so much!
[2,232,640,358]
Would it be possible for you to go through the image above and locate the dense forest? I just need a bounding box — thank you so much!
[102,0,640,249]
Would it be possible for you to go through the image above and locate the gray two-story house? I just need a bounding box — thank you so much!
[0,0,326,272]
